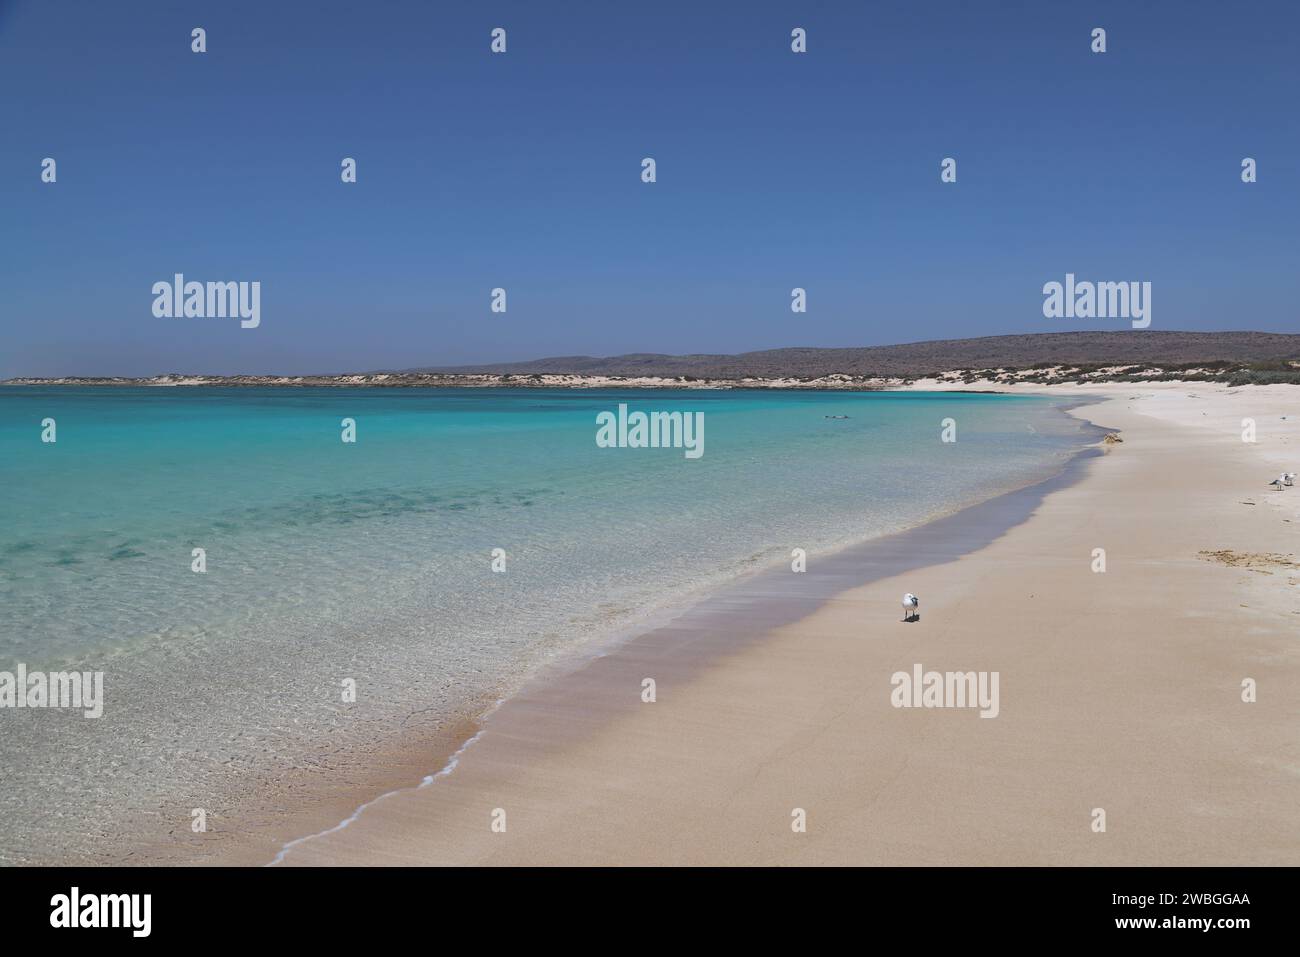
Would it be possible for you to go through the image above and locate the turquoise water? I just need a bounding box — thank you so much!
[0,386,1091,862]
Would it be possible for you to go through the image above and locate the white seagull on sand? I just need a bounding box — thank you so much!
[902,593,919,622]
[1268,474,1287,490]
[1285,472,1297,487]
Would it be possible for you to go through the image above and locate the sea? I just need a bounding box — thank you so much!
[0,386,1097,862]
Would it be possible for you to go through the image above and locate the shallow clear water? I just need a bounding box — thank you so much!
[0,386,1091,862]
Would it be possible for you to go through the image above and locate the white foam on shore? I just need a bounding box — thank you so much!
[266,723,492,866]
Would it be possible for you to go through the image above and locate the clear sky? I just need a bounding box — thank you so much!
[1,0,1296,377]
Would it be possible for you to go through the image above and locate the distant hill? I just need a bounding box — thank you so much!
[412,331,1300,379]
[9,331,1299,388]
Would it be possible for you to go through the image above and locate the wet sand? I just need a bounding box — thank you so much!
[256,383,1298,866]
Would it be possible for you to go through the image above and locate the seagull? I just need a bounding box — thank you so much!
[902,593,919,622]
[1285,472,1297,487]
[1268,474,1287,490]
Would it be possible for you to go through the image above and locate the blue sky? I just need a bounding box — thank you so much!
[1,0,1296,377]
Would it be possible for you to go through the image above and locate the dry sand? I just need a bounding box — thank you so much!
[261,383,1298,866]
